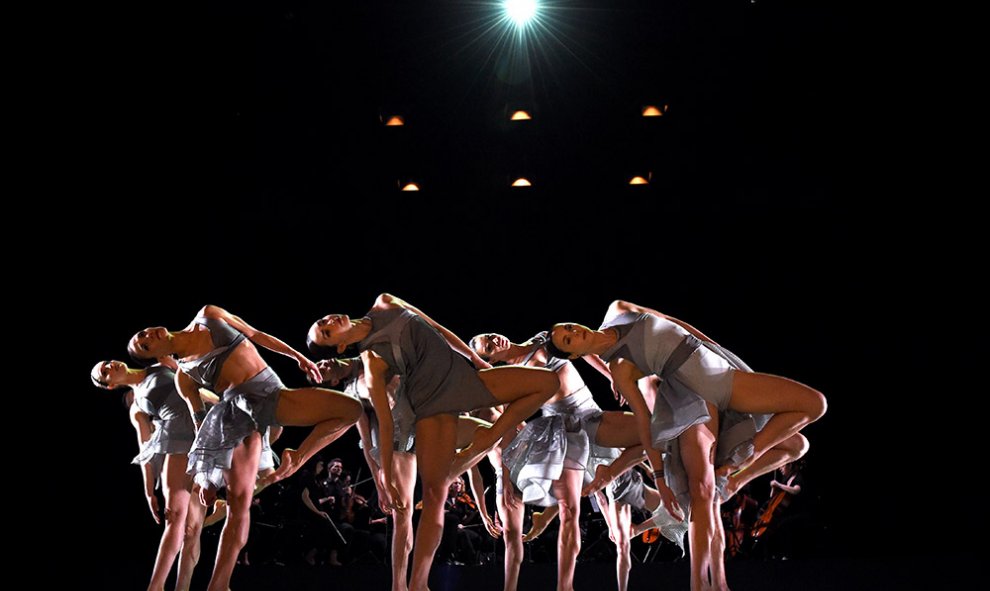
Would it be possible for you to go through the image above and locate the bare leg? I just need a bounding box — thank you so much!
[551,468,583,591]
[148,454,192,591]
[722,433,809,501]
[449,367,559,477]
[409,414,458,591]
[176,486,207,591]
[611,502,633,591]
[261,387,362,486]
[592,412,641,448]
[711,504,730,591]
[727,372,825,472]
[206,432,262,591]
[391,452,418,591]
[681,421,718,591]
[497,478,526,591]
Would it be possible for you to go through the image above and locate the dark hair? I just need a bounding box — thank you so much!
[127,345,156,368]
[544,327,571,359]
[467,335,491,362]
[329,458,343,466]
[91,373,109,389]
[306,334,359,360]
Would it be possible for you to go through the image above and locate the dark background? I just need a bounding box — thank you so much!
[56,0,965,583]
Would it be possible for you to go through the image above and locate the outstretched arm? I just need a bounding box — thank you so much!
[202,305,322,382]
[129,406,160,524]
[375,293,491,369]
[609,300,716,344]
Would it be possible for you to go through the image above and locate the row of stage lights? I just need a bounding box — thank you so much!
[384,104,668,191]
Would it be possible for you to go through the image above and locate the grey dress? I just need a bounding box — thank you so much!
[600,312,769,551]
[357,307,498,422]
[500,333,621,507]
[180,316,282,489]
[131,365,196,486]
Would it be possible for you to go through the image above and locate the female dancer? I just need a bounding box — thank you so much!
[549,300,825,590]
[469,330,644,591]
[307,293,559,591]
[128,305,362,591]
[316,356,492,591]
[91,359,205,591]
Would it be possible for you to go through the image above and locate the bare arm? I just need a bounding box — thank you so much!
[376,293,491,369]
[202,305,321,382]
[610,359,679,515]
[175,370,207,428]
[129,406,161,524]
[609,300,717,344]
[363,350,401,509]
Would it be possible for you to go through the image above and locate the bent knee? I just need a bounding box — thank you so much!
[785,432,810,460]
[806,390,827,421]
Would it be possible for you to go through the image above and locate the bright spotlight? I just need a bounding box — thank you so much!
[504,0,537,27]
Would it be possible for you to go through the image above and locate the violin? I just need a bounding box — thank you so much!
[751,489,787,539]
[456,492,477,510]
[640,528,661,544]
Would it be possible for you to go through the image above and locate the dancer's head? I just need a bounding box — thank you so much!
[90,360,131,389]
[306,314,356,357]
[547,322,597,358]
[314,358,360,387]
[468,333,511,362]
[127,326,171,366]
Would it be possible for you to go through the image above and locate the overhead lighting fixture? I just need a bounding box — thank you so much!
[629,176,649,185]
[510,110,532,121]
[384,115,405,126]
[504,0,538,28]
[400,182,420,191]
[511,177,532,187]
[641,105,669,117]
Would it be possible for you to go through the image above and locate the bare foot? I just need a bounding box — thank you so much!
[259,448,302,488]
[714,465,738,502]
[449,429,495,479]
[581,464,614,496]
[522,510,554,542]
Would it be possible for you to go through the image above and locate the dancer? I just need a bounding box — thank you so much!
[307,293,559,591]
[548,300,825,590]
[128,305,362,591]
[91,359,205,591]
[316,356,491,591]
[470,330,644,591]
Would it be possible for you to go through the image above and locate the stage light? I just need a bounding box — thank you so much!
[384,115,405,126]
[510,110,532,121]
[400,182,420,191]
[511,177,532,187]
[641,105,669,117]
[504,0,538,27]
[629,176,649,185]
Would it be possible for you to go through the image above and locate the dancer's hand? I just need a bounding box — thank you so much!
[481,512,502,538]
[655,481,682,521]
[386,479,404,511]
[146,493,161,524]
[297,356,323,384]
[199,483,218,508]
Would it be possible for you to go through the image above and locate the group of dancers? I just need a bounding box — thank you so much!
[92,295,826,591]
